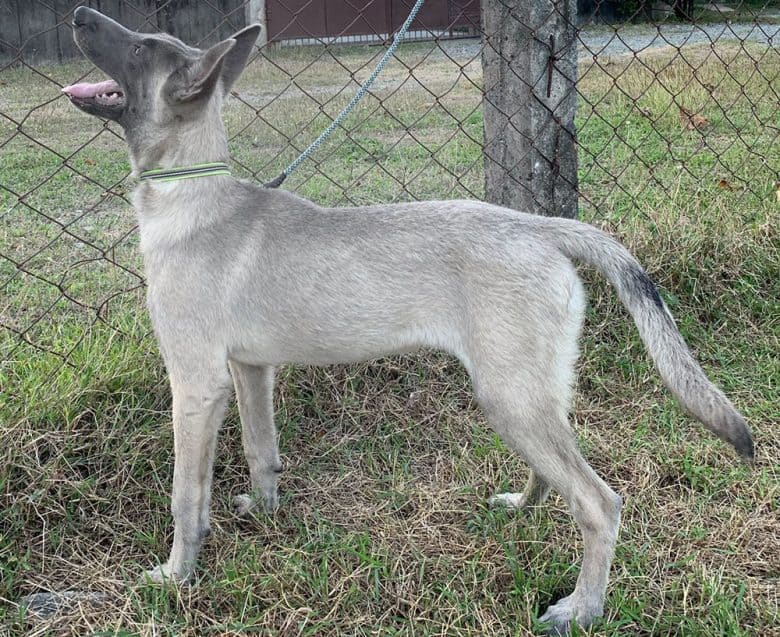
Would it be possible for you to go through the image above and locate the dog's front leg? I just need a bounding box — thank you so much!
[229,361,281,516]
[145,377,230,584]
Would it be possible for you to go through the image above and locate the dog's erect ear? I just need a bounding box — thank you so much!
[170,38,236,103]
[219,24,262,94]
[169,25,260,103]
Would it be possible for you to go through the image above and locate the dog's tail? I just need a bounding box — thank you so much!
[538,217,753,461]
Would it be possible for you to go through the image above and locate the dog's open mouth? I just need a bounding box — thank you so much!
[62,79,125,107]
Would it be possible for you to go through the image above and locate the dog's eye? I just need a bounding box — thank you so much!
[133,45,142,56]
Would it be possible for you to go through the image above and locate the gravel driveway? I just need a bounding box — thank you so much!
[438,21,780,60]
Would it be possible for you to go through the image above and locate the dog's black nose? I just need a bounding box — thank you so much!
[73,6,94,26]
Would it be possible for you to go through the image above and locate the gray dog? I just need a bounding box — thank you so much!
[63,7,753,634]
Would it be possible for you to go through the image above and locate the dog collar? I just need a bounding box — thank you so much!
[139,162,231,183]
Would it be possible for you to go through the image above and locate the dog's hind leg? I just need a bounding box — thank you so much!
[145,372,231,584]
[229,361,281,516]
[488,470,551,511]
[479,384,622,635]
[536,448,621,636]
[469,268,619,633]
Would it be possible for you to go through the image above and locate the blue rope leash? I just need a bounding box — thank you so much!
[265,0,427,188]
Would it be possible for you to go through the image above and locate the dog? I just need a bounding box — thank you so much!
[62,7,753,634]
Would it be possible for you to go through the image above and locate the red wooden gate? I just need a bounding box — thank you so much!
[266,0,480,43]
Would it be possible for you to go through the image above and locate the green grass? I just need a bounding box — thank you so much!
[1,37,779,636]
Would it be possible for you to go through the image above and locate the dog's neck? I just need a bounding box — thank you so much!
[127,98,230,176]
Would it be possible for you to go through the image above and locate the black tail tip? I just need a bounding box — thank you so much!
[733,428,755,464]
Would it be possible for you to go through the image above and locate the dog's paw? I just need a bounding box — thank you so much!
[539,595,601,635]
[488,492,528,511]
[232,490,278,517]
[232,494,254,517]
[141,563,193,586]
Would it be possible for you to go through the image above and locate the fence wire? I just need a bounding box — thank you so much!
[1,0,778,395]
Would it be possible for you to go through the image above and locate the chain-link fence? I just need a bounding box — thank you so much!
[1,0,778,396]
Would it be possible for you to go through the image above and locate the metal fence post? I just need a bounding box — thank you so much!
[481,0,578,218]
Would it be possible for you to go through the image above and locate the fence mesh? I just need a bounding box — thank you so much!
[1,0,778,397]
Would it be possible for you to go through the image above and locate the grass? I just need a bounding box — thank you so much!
[1,34,779,637]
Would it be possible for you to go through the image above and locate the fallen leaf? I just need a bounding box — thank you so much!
[717,178,741,191]
[679,105,709,130]
[776,181,780,203]
[84,158,95,165]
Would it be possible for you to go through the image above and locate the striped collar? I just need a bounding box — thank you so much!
[139,162,231,183]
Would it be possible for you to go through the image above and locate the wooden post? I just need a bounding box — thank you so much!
[480,0,578,218]
[247,0,268,46]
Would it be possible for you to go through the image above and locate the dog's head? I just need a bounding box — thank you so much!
[63,7,260,157]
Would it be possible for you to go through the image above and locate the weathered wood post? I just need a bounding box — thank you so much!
[246,0,268,46]
[480,0,578,218]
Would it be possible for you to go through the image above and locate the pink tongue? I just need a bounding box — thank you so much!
[62,79,121,98]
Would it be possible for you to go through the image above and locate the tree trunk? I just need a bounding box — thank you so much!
[480,0,578,218]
